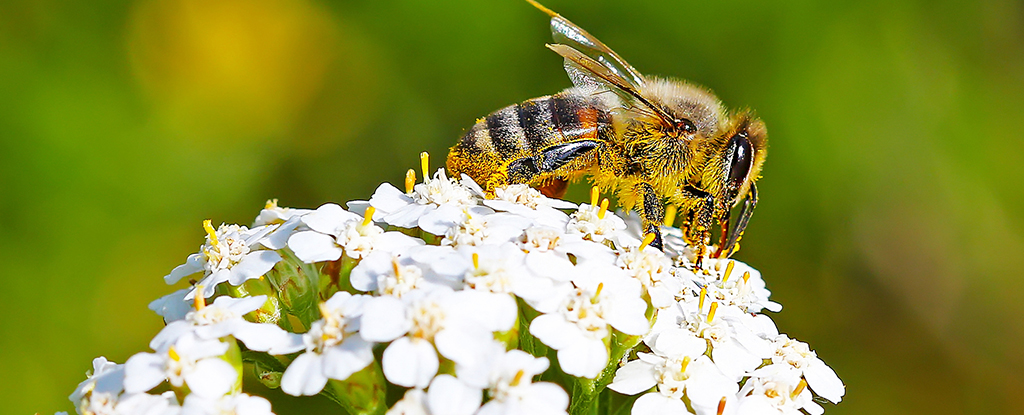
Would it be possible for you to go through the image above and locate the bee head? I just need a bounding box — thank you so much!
[723,114,767,205]
[646,78,724,140]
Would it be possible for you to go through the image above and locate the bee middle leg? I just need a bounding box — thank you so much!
[635,182,665,251]
[678,185,716,269]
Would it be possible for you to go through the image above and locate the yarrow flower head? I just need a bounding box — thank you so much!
[64,158,843,415]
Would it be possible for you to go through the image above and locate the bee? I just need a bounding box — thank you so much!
[446,0,766,268]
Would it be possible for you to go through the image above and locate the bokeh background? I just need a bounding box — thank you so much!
[3,0,1022,413]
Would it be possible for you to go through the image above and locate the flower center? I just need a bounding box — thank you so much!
[409,300,446,341]
[202,222,251,272]
[495,184,544,208]
[561,285,609,339]
[521,227,561,251]
[378,258,425,298]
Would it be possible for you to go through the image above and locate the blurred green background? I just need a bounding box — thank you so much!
[3,0,1022,413]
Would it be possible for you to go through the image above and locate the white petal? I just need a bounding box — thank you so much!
[281,352,328,396]
[711,341,762,381]
[186,358,238,398]
[369,183,414,214]
[426,374,482,415]
[360,296,412,342]
[382,337,439,388]
[164,253,204,284]
[652,328,708,358]
[148,289,191,323]
[322,335,375,381]
[149,320,194,351]
[557,338,608,379]
[123,353,166,394]
[303,203,359,235]
[684,358,738,408]
[447,291,517,332]
[529,314,582,350]
[434,327,495,369]
[385,204,432,229]
[607,360,657,395]
[419,204,463,235]
[288,231,342,263]
[260,215,304,250]
[226,322,294,353]
[228,250,282,285]
[521,382,570,414]
[805,359,845,403]
[631,393,690,415]
[525,252,575,282]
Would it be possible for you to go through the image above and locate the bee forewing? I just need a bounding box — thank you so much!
[548,16,647,88]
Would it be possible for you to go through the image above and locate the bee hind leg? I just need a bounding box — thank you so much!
[507,140,601,195]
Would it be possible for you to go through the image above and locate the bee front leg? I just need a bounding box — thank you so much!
[636,182,665,251]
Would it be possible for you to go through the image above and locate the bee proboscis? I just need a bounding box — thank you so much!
[446,0,767,267]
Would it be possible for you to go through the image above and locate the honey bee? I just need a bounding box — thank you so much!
[446,0,766,267]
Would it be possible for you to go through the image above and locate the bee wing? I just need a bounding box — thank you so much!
[546,13,646,89]
[527,1,676,126]
[548,44,674,126]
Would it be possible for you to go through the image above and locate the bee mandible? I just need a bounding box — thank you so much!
[446,0,766,268]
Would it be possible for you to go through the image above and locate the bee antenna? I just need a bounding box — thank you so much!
[525,0,559,17]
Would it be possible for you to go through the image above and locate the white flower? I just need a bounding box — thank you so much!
[565,201,626,244]
[350,250,456,297]
[441,211,534,247]
[70,357,125,408]
[182,393,274,415]
[124,334,238,398]
[287,203,422,262]
[610,328,736,415]
[385,375,483,415]
[616,245,684,309]
[253,199,312,227]
[529,263,650,378]
[519,226,614,283]
[475,349,569,415]
[369,169,485,234]
[735,365,822,415]
[696,258,781,314]
[360,288,517,388]
[149,295,302,356]
[387,389,429,415]
[280,292,374,396]
[482,184,575,228]
[165,221,281,300]
[757,335,845,404]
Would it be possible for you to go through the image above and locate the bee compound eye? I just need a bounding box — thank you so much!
[727,132,753,190]
[675,118,696,134]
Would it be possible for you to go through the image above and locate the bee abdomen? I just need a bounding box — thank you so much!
[458,91,611,160]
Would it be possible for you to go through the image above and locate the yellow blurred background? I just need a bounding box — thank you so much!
[3,0,1022,413]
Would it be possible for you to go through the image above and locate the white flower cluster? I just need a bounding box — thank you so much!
[65,157,844,415]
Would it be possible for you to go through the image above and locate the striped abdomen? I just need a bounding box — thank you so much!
[447,89,614,191]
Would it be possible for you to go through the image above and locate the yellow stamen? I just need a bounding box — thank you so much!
[591,283,604,304]
[193,287,206,310]
[420,152,430,182]
[590,186,599,207]
[167,346,180,362]
[472,253,480,269]
[203,220,218,245]
[362,206,376,227]
[663,205,677,227]
[265,199,278,210]
[722,261,735,283]
[640,233,656,251]
[405,169,416,193]
[598,198,609,219]
[392,257,402,281]
[679,355,691,373]
[717,397,727,415]
[318,302,330,318]
[707,302,719,323]
[791,378,808,399]
[699,286,707,311]
[511,369,525,386]
[579,307,587,318]
[742,271,751,284]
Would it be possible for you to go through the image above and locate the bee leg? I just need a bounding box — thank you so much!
[679,185,716,269]
[508,139,601,189]
[637,182,664,251]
